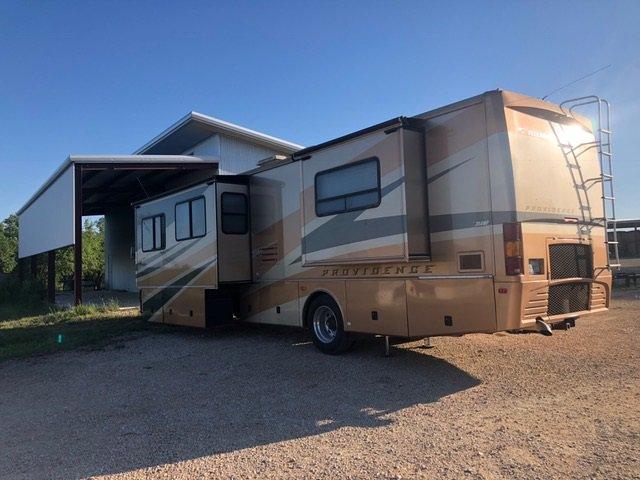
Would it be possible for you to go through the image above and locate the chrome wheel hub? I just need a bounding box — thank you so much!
[312,305,338,344]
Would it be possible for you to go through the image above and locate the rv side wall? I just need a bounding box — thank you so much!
[243,104,503,337]
[405,96,501,336]
[242,161,303,327]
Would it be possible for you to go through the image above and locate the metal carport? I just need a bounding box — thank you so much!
[17,155,217,305]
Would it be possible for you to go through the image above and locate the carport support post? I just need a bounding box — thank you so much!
[18,258,25,282]
[47,251,56,304]
[30,255,38,278]
[74,164,83,306]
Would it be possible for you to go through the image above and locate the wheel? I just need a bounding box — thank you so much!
[307,295,352,354]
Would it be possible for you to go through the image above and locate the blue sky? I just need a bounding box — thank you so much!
[1,0,639,220]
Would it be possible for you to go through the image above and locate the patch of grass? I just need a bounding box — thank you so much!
[0,301,148,362]
[0,302,50,322]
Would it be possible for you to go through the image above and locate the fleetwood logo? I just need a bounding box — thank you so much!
[517,127,553,140]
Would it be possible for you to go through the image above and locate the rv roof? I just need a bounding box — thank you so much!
[292,117,426,159]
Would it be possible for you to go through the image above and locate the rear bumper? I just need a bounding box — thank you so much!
[495,275,612,332]
[519,305,608,330]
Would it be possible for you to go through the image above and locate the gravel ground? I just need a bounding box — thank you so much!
[1,290,639,480]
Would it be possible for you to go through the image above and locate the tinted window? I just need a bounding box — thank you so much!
[175,201,191,241]
[175,197,207,241]
[221,192,248,235]
[142,218,154,252]
[191,197,206,237]
[141,214,165,252]
[315,158,380,216]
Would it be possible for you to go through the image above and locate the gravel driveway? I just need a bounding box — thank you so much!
[1,291,638,480]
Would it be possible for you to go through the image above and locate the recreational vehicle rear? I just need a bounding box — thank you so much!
[134,90,613,353]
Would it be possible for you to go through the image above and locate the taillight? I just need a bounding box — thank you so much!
[503,222,523,275]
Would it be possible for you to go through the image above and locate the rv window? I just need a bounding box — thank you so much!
[175,196,207,241]
[175,202,190,240]
[221,192,248,235]
[315,157,380,216]
[191,197,206,237]
[141,214,165,252]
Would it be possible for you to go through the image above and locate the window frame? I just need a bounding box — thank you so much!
[314,157,382,218]
[141,214,166,252]
[220,192,249,235]
[175,196,207,241]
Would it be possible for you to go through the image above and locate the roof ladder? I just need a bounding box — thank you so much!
[560,96,620,269]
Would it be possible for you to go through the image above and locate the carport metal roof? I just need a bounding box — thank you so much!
[18,155,216,216]
[18,155,218,305]
[134,111,303,155]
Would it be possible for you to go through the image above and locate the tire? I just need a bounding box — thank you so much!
[307,295,352,354]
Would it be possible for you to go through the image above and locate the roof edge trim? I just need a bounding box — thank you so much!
[134,111,304,155]
[17,155,216,216]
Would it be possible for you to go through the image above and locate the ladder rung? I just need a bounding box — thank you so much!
[602,173,613,179]
[600,128,611,134]
[606,241,619,244]
[603,196,615,200]
[608,264,621,268]
[601,151,612,156]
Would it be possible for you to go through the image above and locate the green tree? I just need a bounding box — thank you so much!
[82,218,105,287]
[0,213,106,289]
[0,214,19,273]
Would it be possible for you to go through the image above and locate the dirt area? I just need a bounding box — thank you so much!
[1,291,639,480]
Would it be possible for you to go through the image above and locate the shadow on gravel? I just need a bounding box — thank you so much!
[0,323,480,479]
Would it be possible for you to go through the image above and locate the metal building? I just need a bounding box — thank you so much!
[17,112,302,304]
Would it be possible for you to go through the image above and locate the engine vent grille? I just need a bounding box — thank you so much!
[549,244,593,280]
[548,283,590,316]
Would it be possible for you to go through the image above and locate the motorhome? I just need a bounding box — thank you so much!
[134,90,615,353]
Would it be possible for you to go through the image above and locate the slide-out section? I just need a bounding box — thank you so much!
[135,182,217,326]
[299,122,430,266]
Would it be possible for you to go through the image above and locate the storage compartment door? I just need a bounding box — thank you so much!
[345,279,408,336]
[406,277,496,336]
[216,182,251,283]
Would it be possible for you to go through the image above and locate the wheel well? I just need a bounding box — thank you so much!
[302,291,336,328]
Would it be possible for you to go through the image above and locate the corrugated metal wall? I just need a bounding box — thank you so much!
[185,134,279,174]
[104,208,137,292]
